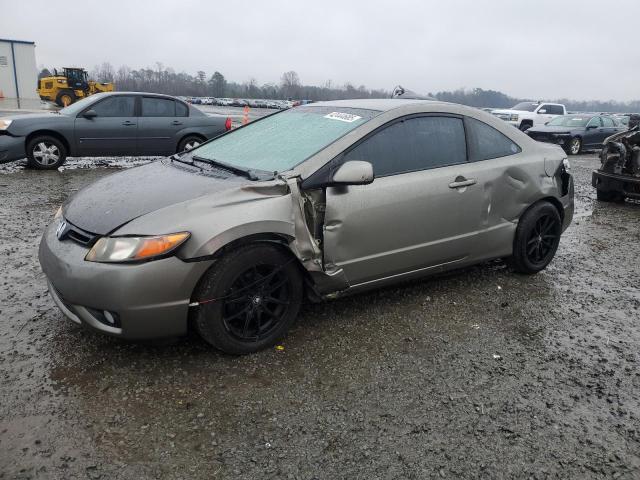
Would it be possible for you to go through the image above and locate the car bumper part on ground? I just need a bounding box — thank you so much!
[562,176,575,231]
[0,134,26,163]
[592,170,640,199]
[38,220,214,339]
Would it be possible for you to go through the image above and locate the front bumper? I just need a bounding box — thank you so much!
[592,170,640,199]
[38,220,214,339]
[529,133,572,148]
[0,134,26,164]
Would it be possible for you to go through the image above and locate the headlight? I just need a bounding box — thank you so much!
[0,119,12,130]
[54,206,62,220]
[562,158,571,171]
[509,114,519,122]
[85,232,190,263]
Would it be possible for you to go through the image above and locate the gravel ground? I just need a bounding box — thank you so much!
[0,154,638,479]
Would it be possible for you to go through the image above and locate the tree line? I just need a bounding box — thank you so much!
[38,62,640,113]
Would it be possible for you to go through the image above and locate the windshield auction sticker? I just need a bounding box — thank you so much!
[324,112,362,123]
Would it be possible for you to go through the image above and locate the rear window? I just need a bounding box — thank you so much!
[466,118,521,161]
[142,97,175,117]
[176,101,188,117]
[193,106,378,173]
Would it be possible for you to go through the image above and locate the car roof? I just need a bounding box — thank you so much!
[94,91,185,101]
[307,98,450,112]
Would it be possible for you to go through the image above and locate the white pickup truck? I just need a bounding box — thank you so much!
[491,102,567,131]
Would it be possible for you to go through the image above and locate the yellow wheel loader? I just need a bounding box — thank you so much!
[37,68,115,107]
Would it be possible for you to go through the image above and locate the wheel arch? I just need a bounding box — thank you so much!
[519,196,564,226]
[26,130,71,155]
[187,231,319,310]
[176,132,206,152]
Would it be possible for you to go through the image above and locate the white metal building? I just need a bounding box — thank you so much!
[0,38,38,100]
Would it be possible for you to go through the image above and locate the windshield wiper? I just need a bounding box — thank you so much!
[192,155,260,180]
[169,153,203,171]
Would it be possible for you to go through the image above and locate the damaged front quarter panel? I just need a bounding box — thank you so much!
[114,173,349,296]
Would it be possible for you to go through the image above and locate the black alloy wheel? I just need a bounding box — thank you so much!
[524,213,561,267]
[222,264,292,342]
[193,244,303,354]
[509,201,562,274]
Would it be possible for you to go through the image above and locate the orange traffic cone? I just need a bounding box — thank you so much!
[242,105,249,125]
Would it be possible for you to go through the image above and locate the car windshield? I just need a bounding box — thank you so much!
[511,102,539,112]
[191,106,378,173]
[548,115,590,127]
[59,94,104,115]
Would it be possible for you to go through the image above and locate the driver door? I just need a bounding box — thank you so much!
[322,115,484,286]
[74,95,138,156]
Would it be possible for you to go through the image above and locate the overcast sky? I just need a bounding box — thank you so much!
[2,0,640,101]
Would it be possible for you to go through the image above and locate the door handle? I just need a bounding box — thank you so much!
[122,121,136,126]
[171,120,183,125]
[449,178,477,189]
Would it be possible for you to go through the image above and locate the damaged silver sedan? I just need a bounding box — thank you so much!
[39,99,574,354]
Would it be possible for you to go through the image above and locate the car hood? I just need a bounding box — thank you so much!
[2,112,70,134]
[491,109,528,115]
[62,160,249,235]
[527,125,574,134]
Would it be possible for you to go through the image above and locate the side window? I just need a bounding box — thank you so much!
[466,117,521,161]
[543,105,564,115]
[142,97,176,117]
[343,116,467,176]
[91,96,135,117]
[601,116,614,127]
[587,117,602,128]
[176,101,189,117]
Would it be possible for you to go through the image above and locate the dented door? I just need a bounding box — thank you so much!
[322,163,485,286]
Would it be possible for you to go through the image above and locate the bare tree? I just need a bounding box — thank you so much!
[280,71,301,99]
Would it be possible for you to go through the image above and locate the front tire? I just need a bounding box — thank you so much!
[567,137,582,155]
[193,244,303,354]
[509,202,562,274]
[519,122,532,132]
[26,135,67,170]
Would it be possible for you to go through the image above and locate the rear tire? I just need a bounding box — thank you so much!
[193,244,303,355]
[26,135,67,170]
[177,135,204,153]
[596,189,625,202]
[509,202,562,274]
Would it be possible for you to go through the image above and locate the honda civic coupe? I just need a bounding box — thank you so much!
[0,92,231,169]
[526,114,624,155]
[39,99,574,354]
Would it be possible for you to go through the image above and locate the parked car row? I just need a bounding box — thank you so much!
[0,92,232,169]
[488,102,636,155]
[182,97,302,110]
[525,113,625,155]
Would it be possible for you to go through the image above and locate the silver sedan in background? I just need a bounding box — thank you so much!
[39,99,574,354]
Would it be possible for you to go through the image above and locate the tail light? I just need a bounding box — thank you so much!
[225,117,232,131]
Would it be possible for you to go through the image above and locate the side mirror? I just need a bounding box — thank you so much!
[83,109,97,119]
[538,109,547,114]
[331,161,374,186]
